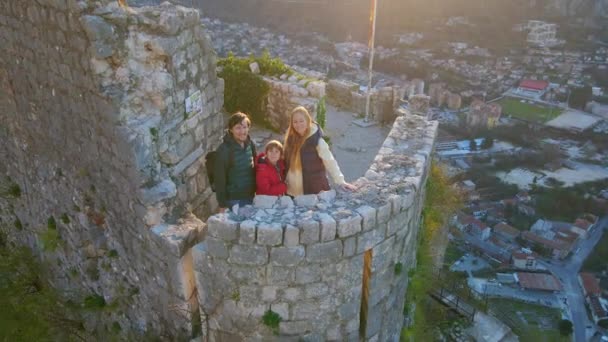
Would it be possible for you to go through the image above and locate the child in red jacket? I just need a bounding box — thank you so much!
[256,140,287,196]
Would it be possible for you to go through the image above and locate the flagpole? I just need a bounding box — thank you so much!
[364,0,378,123]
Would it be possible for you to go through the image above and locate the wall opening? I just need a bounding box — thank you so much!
[359,249,373,338]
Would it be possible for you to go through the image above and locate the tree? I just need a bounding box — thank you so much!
[480,137,494,149]
[558,319,573,336]
[469,139,477,151]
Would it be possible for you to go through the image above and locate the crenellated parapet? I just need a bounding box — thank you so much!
[189,114,437,341]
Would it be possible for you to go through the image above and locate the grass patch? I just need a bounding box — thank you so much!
[262,309,281,335]
[487,298,566,341]
[498,97,562,123]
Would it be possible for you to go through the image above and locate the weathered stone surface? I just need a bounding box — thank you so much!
[337,215,362,238]
[238,220,256,244]
[229,245,268,265]
[299,219,320,244]
[284,224,299,247]
[306,240,342,262]
[356,205,377,231]
[138,179,177,205]
[257,222,283,246]
[207,215,238,241]
[254,195,277,209]
[270,246,305,266]
[317,213,337,242]
[294,194,318,207]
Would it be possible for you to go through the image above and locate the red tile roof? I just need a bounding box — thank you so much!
[512,252,535,261]
[579,272,601,296]
[521,231,569,251]
[517,272,562,291]
[494,222,520,238]
[519,79,549,91]
[574,218,592,231]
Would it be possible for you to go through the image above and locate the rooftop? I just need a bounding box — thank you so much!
[516,272,562,292]
[580,272,602,297]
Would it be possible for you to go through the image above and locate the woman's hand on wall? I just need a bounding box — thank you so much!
[340,182,357,192]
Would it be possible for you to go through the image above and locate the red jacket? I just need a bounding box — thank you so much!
[255,153,287,196]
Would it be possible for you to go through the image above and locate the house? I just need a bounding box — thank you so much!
[470,219,491,241]
[461,180,476,192]
[493,222,520,242]
[571,218,593,239]
[517,79,549,97]
[579,273,608,324]
[515,272,562,292]
[521,230,573,259]
[512,252,538,270]
[579,273,602,297]
[453,212,475,231]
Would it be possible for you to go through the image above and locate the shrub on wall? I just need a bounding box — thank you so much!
[218,50,293,125]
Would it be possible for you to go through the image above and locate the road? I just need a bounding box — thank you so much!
[540,215,608,342]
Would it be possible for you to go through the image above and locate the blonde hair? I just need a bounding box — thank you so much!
[264,140,284,155]
[283,106,312,170]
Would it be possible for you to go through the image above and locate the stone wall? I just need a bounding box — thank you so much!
[326,79,405,123]
[192,114,438,341]
[0,1,221,338]
[265,74,325,131]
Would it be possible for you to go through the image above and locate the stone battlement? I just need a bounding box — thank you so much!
[187,114,437,340]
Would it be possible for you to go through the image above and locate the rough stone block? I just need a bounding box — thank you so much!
[299,219,319,244]
[294,194,318,207]
[239,220,256,244]
[138,179,177,205]
[343,236,356,257]
[295,265,322,284]
[279,320,313,336]
[356,227,385,254]
[388,212,407,236]
[205,237,229,259]
[150,223,198,257]
[272,302,289,320]
[270,246,305,266]
[338,300,360,320]
[284,224,299,247]
[317,213,337,242]
[279,196,294,208]
[305,283,328,299]
[292,302,319,320]
[376,202,392,225]
[371,236,395,272]
[207,215,238,241]
[389,194,402,214]
[282,287,302,302]
[262,286,278,301]
[318,189,336,202]
[356,205,377,231]
[267,266,295,285]
[229,245,268,265]
[337,215,362,238]
[253,195,277,209]
[257,222,283,246]
[306,240,342,262]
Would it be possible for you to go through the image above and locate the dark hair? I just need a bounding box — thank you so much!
[228,112,251,130]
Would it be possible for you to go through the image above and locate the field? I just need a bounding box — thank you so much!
[487,299,569,342]
[498,98,562,123]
